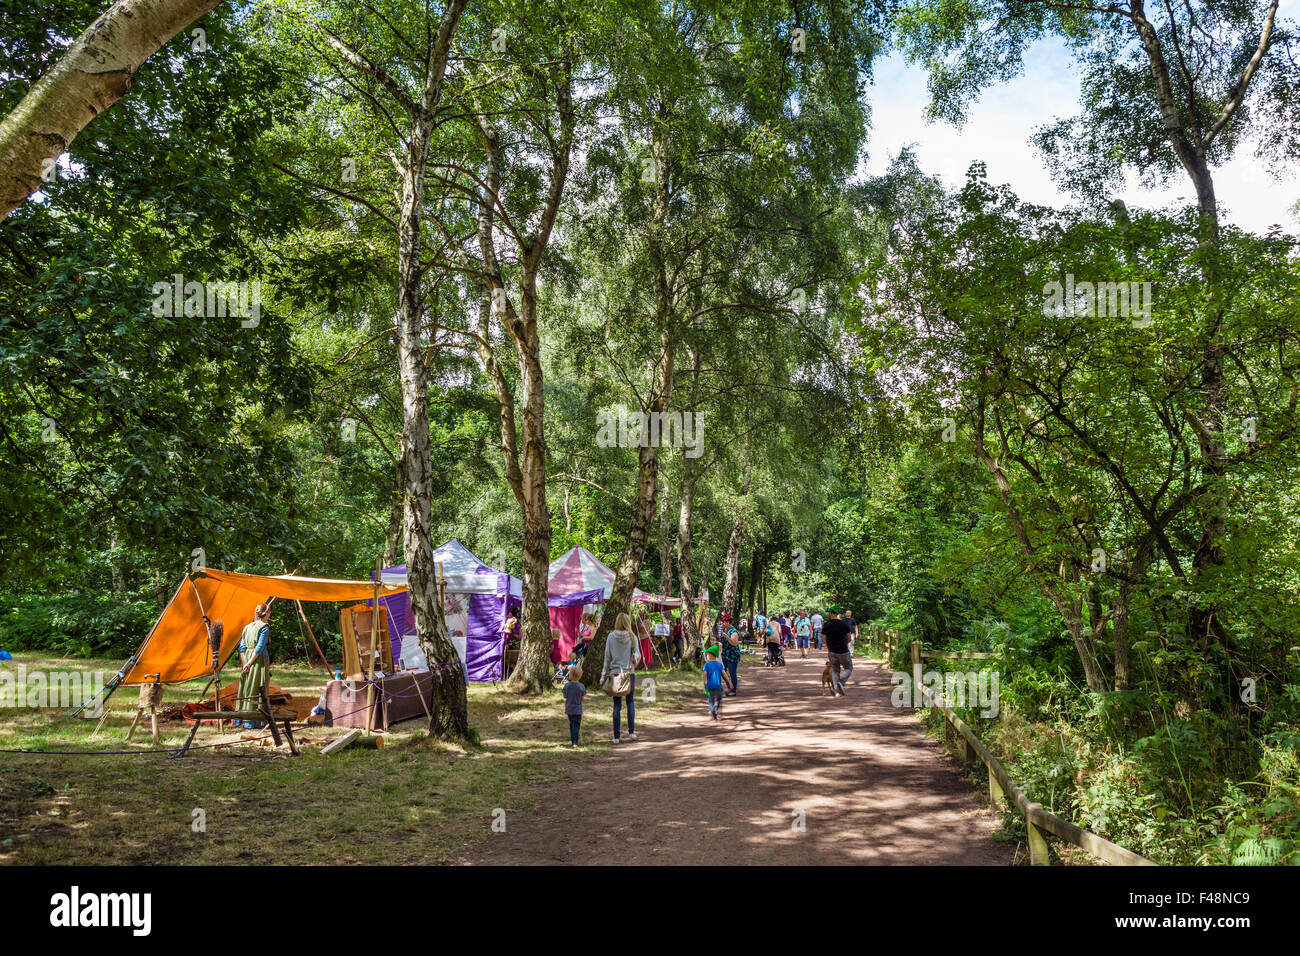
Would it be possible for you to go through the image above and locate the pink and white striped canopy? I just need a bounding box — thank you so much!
[547,546,681,607]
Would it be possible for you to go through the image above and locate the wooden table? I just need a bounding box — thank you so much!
[320,671,434,731]
[172,685,298,758]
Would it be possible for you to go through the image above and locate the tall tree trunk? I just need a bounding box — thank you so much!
[466,52,573,693]
[746,552,760,620]
[383,460,404,568]
[504,285,555,694]
[1112,580,1132,692]
[0,0,225,219]
[721,516,743,620]
[109,524,127,604]
[658,476,673,597]
[586,122,675,680]
[396,115,467,740]
[587,326,675,681]
[1058,559,1108,693]
[676,430,701,663]
[363,0,470,738]
[1127,0,1277,663]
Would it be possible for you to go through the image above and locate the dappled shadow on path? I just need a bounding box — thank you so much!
[460,656,1014,865]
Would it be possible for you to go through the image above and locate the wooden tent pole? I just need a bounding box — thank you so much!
[365,557,380,734]
[294,599,332,672]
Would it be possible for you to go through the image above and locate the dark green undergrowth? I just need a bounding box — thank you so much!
[895,631,1300,866]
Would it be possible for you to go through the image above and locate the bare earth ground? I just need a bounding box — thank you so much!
[459,654,1014,865]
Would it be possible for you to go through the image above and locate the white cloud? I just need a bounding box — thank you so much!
[862,45,1299,235]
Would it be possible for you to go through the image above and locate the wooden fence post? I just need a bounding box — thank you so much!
[988,773,1003,809]
[911,641,922,709]
[1028,820,1051,865]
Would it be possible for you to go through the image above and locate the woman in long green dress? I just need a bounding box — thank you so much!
[236,604,271,728]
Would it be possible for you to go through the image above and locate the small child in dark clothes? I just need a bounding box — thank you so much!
[563,665,586,746]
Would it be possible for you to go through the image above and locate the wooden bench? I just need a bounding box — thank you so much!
[171,685,299,758]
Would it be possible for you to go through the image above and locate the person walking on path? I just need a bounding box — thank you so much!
[563,664,586,746]
[843,609,859,656]
[821,606,853,697]
[601,612,642,743]
[702,645,733,720]
[236,604,272,729]
[721,628,742,696]
[811,609,824,650]
[762,615,782,666]
[795,610,812,658]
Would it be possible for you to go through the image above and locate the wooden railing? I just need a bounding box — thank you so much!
[863,627,1154,866]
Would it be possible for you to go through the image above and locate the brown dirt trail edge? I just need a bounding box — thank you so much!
[458,654,1014,865]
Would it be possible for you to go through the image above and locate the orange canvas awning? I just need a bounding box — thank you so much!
[123,570,409,685]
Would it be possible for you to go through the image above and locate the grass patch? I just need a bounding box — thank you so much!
[0,653,703,864]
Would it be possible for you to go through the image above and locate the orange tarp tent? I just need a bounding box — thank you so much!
[123,569,409,685]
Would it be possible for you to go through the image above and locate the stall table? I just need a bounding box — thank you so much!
[320,670,434,731]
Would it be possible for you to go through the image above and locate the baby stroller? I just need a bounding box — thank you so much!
[552,658,578,686]
[551,637,590,686]
[764,632,786,667]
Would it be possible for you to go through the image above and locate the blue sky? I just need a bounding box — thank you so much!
[861,43,1300,235]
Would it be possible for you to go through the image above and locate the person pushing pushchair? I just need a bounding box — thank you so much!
[763,617,785,667]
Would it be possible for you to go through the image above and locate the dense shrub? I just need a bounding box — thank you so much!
[0,592,155,659]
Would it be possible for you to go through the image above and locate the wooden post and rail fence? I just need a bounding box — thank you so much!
[861,625,1155,867]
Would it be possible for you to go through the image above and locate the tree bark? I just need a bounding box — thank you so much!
[587,326,675,680]
[396,115,467,739]
[658,477,673,597]
[721,515,743,621]
[383,460,404,568]
[109,524,127,604]
[0,0,224,220]
[1126,0,1278,662]
[467,54,575,693]
[1112,580,1132,692]
[746,552,760,621]
[321,0,468,737]
[586,122,676,680]
[676,428,702,663]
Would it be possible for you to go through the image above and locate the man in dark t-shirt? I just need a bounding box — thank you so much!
[821,607,853,696]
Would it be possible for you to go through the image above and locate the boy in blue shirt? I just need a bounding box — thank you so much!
[703,646,733,720]
[562,665,586,746]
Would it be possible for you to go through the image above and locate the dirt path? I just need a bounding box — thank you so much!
[459,653,1014,865]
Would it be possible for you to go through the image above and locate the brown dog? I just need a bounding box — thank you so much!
[821,662,834,696]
